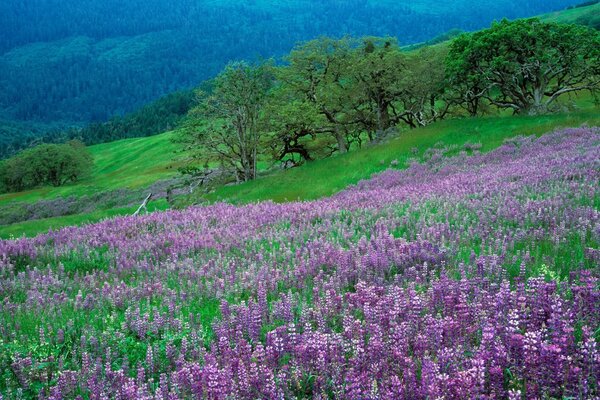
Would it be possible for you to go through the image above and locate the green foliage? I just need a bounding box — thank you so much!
[180,61,274,182]
[350,37,407,138]
[347,38,450,134]
[0,141,92,192]
[279,37,358,154]
[181,20,600,180]
[204,109,600,204]
[447,19,600,115]
[66,90,197,145]
[262,86,327,164]
[182,36,452,177]
[0,0,577,126]
[397,46,451,127]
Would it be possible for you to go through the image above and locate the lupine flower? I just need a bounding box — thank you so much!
[0,127,599,398]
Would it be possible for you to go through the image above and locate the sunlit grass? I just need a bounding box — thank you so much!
[207,109,600,204]
[1,106,598,238]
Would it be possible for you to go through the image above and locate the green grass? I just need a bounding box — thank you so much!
[0,200,169,239]
[0,131,182,205]
[206,109,600,204]
[540,2,600,24]
[0,131,181,238]
[1,108,598,239]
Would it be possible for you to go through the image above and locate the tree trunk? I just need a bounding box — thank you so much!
[335,126,348,154]
[527,86,548,115]
[376,100,390,140]
[468,97,479,117]
[243,156,252,182]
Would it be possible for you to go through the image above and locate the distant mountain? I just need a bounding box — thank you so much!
[0,0,578,127]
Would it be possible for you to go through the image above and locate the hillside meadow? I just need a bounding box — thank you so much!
[541,1,600,26]
[2,106,598,239]
[1,1,600,398]
[0,126,598,398]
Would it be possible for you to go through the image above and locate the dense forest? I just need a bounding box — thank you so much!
[0,90,196,159]
[0,0,577,127]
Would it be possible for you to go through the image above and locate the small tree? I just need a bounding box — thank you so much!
[349,37,407,140]
[0,157,30,192]
[0,141,93,192]
[23,141,93,187]
[447,19,600,115]
[182,61,273,182]
[398,46,452,128]
[281,37,357,154]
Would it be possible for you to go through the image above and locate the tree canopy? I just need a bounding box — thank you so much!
[0,141,93,192]
[179,19,600,187]
[447,19,600,115]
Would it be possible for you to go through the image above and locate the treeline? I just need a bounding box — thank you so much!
[180,19,600,183]
[567,0,599,9]
[0,141,92,193]
[0,0,576,124]
[0,90,196,159]
[61,90,196,145]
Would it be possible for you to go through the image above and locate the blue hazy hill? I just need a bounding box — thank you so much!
[0,0,579,126]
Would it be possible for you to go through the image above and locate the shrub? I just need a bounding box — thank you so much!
[0,140,93,192]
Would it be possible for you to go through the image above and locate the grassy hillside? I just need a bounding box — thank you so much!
[0,131,181,205]
[0,132,180,238]
[541,2,600,25]
[207,109,600,204]
[2,107,598,238]
[1,4,598,239]
[403,2,600,50]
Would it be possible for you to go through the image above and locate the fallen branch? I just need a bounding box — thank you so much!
[133,193,152,216]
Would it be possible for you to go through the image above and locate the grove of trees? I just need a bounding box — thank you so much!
[0,141,93,192]
[181,19,600,184]
[446,19,600,115]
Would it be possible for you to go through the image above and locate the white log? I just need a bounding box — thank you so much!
[133,193,152,216]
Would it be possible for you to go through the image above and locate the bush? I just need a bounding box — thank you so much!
[0,141,93,192]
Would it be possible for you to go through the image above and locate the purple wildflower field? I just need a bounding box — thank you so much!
[0,127,599,399]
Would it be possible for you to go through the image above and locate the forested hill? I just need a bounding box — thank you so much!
[0,0,578,126]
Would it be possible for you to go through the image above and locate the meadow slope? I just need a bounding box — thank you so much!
[0,126,598,398]
[1,109,599,238]
[541,1,600,25]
